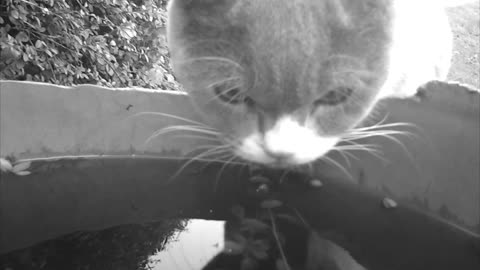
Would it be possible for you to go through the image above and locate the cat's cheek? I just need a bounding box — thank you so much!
[195,100,258,141]
[310,107,345,135]
[312,94,376,136]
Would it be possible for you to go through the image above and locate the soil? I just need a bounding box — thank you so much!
[447,1,480,88]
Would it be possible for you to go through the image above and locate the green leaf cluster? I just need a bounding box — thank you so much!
[1,0,177,89]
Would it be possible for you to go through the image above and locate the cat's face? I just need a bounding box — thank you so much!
[167,0,393,167]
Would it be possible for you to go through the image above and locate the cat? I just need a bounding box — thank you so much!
[166,0,453,168]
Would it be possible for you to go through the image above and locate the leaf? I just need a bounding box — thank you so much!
[0,158,13,172]
[15,32,29,43]
[17,5,27,15]
[249,175,272,184]
[12,161,31,172]
[73,35,82,45]
[15,60,25,69]
[35,40,44,49]
[106,65,114,76]
[242,218,270,231]
[11,10,19,19]
[119,23,137,40]
[15,170,31,176]
[26,46,36,55]
[260,200,283,209]
[223,240,244,255]
[0,0,172,89]
[80,30,90,39]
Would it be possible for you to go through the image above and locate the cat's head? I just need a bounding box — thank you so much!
[167,0,393,167]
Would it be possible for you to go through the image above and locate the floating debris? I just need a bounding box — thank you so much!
[256,183,270,194]
[13,161,31,172]
[0,158,13,172]
[260,200,283,209]
[309,179,323,188]
[382,197,398,209]
[0,158,31,176]
[249,175,272,184]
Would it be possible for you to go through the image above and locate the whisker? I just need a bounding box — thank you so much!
[214,155,238,191]
[335,143,387,163]
[185,144,228,156]
[335,142,380,152]
[127,111,211,128]
[206,76,242,89]
[331,148,353,168]
[375,133,414,161]
[156,155,246,165]
[331,69,376,80]
[214,151,240,161]
[333,146,364,158]
[206,82,244,104]
[144,125,221,147]
[179,56,244,71]
[354,122,416,131]
[344,129,414,140]
[167,145,233,182]
[356,113,417,131]
[175,134,221,142]
[344,130,413,160]
[161,125,220,135]
[340,115,418,164]
[320,156,354,181]
[191,145,232,159]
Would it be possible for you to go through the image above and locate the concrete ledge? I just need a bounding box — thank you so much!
[0,80,479,269]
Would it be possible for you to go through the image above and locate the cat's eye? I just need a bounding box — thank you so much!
[314,86,353,106]
[214,86,252,105]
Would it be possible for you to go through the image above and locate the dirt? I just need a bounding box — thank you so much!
[447,1,480,89]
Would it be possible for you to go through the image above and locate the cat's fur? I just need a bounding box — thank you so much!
[166,0,452,167]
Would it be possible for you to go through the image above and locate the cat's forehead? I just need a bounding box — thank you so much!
[175,1,391,39]
[174,0,393,66]
[170,0,392,98]
[233,1,391,48]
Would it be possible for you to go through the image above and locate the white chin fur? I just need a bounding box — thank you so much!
[235,117,339,166]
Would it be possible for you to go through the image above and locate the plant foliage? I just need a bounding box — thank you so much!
[0,0,177,89]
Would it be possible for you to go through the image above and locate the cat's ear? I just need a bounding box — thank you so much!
[168,0,237,14]
[168,0,238,33]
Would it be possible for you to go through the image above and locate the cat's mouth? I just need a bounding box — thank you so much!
[234,117,339,167]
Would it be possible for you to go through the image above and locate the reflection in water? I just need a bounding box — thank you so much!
[1,219,221,270]
[0,219,224,270]
[0,213,369,270]
[148,219,225,269]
